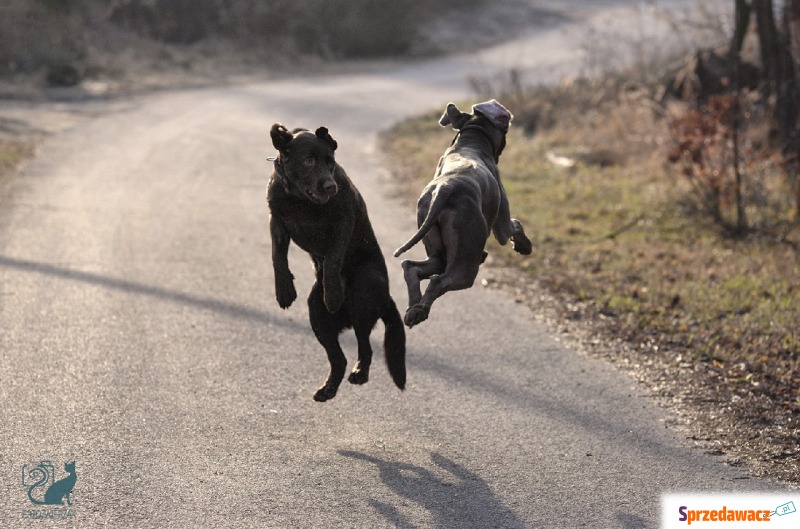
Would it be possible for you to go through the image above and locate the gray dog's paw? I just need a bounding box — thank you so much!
[511,220,533,255]
[512,234,532,255]
[404,305,429,328]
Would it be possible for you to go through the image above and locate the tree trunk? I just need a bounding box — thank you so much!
[732,0,752,56]
[781,0,800,218]
[754,0,780,93]
[730,1,752,233]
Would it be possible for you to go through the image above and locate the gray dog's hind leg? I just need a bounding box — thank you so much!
[401,256,444,308]
[405,212,485,327]
[405,263,480,327]
[401,256,446,328]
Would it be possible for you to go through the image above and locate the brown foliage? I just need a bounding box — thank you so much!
[668,94,744,231]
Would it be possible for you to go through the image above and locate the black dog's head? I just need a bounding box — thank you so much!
[439,100,513,160]
[270,123,339,204]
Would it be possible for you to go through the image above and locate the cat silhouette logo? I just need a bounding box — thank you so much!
[21,461,77,506]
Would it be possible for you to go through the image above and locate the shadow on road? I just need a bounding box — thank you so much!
[0,254,302,330]
[409,351,682,463]
[617,511,649,528]
[340,450,527,529]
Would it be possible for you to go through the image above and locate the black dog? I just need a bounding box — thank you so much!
[394,100,532,327]
[267,123,406,401]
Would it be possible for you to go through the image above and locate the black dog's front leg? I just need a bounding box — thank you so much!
[270,215,297,309]
[321,211,354,313]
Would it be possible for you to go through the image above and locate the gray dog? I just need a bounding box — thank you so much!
[394,100,532,328]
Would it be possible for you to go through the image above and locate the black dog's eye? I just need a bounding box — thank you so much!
[325,156,335,168]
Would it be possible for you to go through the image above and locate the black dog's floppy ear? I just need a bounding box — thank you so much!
[270,123,293,151]
[438,102,471,130]
[315,126,338,151]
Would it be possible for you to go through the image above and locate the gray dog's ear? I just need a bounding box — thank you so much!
[315,126,338,151]
[271,123,293,151]
[472,99,513,132]
[439,103,471,130]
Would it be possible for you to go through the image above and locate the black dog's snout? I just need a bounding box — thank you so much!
[321,179,338,195]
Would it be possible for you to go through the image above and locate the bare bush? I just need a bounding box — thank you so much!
[0,1,90,84]
[107,0,483,58]
[579,1,732,83]
[667,90,796,236]
[1,0,489,85]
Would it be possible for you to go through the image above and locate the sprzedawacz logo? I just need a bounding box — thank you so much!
[663,494,798,528]
[21,460,77,519]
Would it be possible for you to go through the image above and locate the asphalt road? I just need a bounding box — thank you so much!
[0,2,790,528]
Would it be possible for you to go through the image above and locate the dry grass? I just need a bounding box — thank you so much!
[380,85,799,485]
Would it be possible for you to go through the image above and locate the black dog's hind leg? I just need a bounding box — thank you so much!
[345,266,386,385]
[308,281,348,401]
[348,321,373,385]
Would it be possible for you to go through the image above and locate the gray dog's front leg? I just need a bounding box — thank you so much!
[492,188,532,255]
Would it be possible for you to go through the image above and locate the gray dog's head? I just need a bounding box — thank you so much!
[439,99,513,131]
[270,123,339,204]
[439,100,513,159]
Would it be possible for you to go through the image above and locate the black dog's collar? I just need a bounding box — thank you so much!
[269,155,295,194]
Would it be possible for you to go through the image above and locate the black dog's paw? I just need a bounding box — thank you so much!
[348,366,369,385]
[276,281,297,309]
[404,305,429,328]
[313,383,339,402]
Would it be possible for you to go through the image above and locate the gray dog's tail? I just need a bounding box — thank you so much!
[382,297,406,390]
[393,184,454,257]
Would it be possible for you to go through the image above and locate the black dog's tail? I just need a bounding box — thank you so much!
[382,297,406,390]
[393,184,455,257]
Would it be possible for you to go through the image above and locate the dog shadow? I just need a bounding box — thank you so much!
[339,450,526,529]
